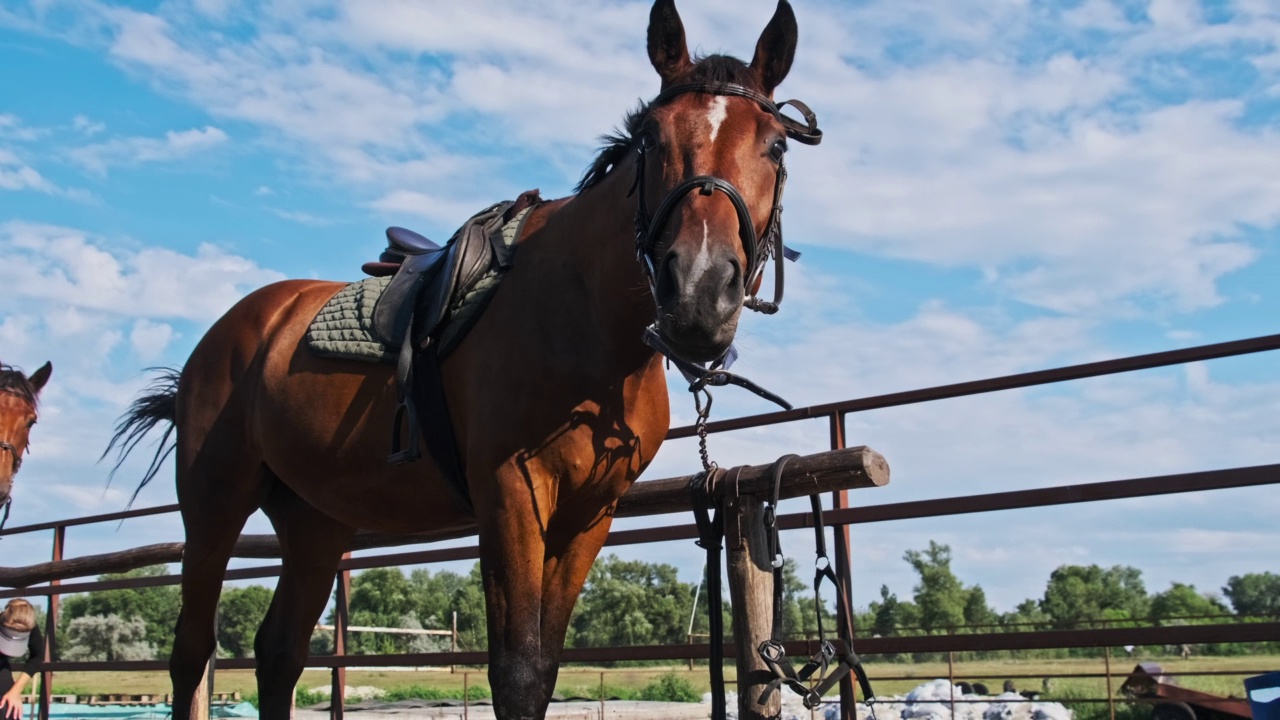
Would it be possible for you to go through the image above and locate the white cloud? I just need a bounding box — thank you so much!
[129,319,175,360]
[71,114,105,136]
[0,221,284,321]
[367,190,489,226]
[1146,0,1202,30]
[0,148,58,193]
[270,209,334,226]
[23,0,1270,317]
[67,125,228,175]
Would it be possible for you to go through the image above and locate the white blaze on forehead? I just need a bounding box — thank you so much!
[706,96,728,143]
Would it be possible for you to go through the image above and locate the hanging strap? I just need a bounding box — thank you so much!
[691,467,727,720]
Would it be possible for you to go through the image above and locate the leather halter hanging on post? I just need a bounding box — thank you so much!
[758,457,878,714]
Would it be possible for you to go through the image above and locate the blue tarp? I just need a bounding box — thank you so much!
[43,702,257,719]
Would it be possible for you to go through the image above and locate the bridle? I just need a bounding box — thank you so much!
[0,439,20,531]
[0,392,33,532]
[0,440,21,475]
[630,81,821,319]
[630,81,821,410]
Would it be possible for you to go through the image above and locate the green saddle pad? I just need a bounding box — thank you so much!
[305,276,395,364]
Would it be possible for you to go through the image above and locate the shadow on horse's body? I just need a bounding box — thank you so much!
[111,1,814,717]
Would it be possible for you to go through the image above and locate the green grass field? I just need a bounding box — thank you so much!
[46,654,1274,705]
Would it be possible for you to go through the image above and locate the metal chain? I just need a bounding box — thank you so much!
[692,386,716,472]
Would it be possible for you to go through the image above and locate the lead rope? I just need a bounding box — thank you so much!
[689,396,726,720]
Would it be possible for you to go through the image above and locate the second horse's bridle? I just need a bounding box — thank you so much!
[629,81,822,318]
[0,440,21,475]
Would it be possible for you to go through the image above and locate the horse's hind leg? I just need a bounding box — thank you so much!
[170,456,270,720]
[255,479,355,720]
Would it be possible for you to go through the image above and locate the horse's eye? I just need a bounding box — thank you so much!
[26,420,35,429]
[769,139,788,163]
[639,130,658,151]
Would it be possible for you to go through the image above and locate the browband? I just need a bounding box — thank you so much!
[650,82,823,146]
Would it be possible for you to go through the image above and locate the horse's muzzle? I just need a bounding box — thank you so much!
[653,244,744,363]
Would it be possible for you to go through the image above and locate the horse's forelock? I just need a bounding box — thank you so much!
[0,365,37,409]
[576,53,762,193]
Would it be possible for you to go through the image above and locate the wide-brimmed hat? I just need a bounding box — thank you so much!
[0,625,30,657]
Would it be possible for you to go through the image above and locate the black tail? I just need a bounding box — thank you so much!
[101,367,181,507]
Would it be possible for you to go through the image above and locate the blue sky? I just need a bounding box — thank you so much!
[0,0,1276,617]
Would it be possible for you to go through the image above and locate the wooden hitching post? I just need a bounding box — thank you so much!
[725,488,780,720]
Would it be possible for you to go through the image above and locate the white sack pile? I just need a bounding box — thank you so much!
[706,678,1073,720]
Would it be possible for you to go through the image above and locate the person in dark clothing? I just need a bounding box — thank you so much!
[0,599,42,720]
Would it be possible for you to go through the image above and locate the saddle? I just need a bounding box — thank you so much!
[363,190,542,514]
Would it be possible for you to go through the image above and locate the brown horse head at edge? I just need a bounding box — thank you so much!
[104,2,812,719]
[0,362,51,508]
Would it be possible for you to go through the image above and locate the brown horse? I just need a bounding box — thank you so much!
[0,362,51,515]
[109,1,813,718]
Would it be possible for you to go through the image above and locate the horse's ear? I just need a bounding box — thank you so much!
[648,0,692,86]
[749,0,798,96]
[28,362,51,394]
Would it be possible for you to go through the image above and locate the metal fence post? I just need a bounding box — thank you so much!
[830,412,858,718]
[38,524,64,720]
[1105,646,1115,720]
[331,553,351,720]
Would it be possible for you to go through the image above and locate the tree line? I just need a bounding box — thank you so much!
[47,542,1278,661]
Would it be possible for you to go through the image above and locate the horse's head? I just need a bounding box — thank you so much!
[0,362,51,506]
[635,0,804,363]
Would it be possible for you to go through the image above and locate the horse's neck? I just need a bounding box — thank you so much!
[536,156,657,368]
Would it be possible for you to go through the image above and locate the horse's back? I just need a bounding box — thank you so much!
[181,278,464,532]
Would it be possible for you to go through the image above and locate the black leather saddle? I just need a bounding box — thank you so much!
[360,190,541,499]
[371,215,502,358]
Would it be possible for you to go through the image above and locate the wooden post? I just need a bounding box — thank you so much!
[829,412,859,718]
[331,554,351,720]
[192,655,214,720]
[39,525,64,720]
[725,489,779,720]
[450,611,457,673]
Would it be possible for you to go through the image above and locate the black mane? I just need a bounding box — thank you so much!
[0,365,38,408]
[576,54,764,192]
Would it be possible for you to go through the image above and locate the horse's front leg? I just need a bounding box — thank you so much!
[477,477,553,720]
[536,511,615,700]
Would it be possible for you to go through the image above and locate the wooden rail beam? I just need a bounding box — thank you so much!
[0,447,888,588]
